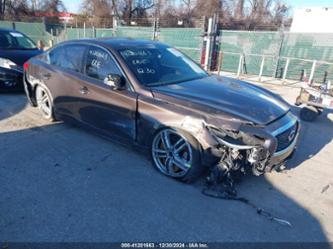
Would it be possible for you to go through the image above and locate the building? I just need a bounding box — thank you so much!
[290,7,333,33]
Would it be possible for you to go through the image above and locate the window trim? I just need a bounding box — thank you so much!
[47,44,88,74]
[46,41,134,92]
[82,44,133,92]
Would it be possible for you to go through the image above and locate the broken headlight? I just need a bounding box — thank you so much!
[208,126,256,150]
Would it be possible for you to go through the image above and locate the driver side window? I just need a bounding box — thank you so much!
[85,46,122,82]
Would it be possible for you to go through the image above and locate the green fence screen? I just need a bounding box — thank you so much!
[159,28,203,63]
[0,21,53,44]
[219,31,283,76]
[218,31,333,82]
[115,26,153,40]
[2,20,333,83]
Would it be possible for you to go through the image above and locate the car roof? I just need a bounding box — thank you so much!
[0,28,17,32]
[61,37,169,50]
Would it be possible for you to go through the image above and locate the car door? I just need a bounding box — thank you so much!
[77,45,137,142]
[39,44,88,120]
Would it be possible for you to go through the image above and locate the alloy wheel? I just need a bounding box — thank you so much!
[36,85,52,119]
[152,129,193,178]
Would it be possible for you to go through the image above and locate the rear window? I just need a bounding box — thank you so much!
[48,44,86,73]
[0,31,37,49]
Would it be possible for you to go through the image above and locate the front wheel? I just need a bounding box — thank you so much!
[151,128,203,182]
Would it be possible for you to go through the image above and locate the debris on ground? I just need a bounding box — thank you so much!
[321,183,332,194]
[202,164,292,227]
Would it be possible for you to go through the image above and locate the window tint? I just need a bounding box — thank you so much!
[49,45,86,73]
[85,46,121,81]
[0,31,37,49]
[49,47,63,66]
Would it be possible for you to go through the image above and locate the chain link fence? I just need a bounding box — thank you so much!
[1,18,333,84]
[217,31,333,85]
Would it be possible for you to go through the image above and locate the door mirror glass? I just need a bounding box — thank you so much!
[104,73,126,90]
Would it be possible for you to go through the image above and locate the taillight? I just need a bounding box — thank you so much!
[23,61,29,71]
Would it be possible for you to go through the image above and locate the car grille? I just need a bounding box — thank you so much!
[276,121,298,152]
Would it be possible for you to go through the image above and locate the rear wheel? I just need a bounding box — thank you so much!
[35,85,54,121]
[151,128,203,182]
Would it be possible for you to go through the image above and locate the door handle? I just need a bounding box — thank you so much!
[41,73,51,80]
[80,86,89,95]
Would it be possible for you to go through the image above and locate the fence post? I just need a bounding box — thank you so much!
[259,56,265,82]
[282,58,290,81]
[83,22,86,38]
[49,39,54,48]
[64,22,68,41]
[237,54,244,78]
[309,60,317,84]
[153,17,159,41]
[275,28,285,78]
[217,51,223,76]
[113,17,118,37]
[93,26,96,38]
[204,17,213,71]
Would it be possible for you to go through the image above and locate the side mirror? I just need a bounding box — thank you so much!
[104,74,126,90]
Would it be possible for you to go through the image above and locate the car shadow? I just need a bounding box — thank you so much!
[285,105,333,170]
[0,120,331,244]
[0,92,26,121]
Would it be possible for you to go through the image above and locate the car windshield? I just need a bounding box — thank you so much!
[0,31,37,50]
[118,46,208,86]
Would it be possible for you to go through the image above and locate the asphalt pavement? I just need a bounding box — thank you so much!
[0,83,332,243]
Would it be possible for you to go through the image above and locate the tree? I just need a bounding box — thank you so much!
[40,0,66,13]
[81,0,113,27]
[235,0,244,19]
[2,0,32,21]
[178,0,195,27]
[121,0,154,25]
[0,0,6,20]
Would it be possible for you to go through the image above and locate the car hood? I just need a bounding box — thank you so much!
[0,48,42,66]
[151,76,290,125]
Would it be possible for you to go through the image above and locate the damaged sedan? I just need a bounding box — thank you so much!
[23,38,300,182]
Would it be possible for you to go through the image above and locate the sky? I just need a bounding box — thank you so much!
[63,0,333,14]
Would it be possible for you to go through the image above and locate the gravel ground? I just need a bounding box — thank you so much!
[0,82,332,243]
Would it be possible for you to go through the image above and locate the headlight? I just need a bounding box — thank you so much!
[0,58,20,71]
[207,126,256,150]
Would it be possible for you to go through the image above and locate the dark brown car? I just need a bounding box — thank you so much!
[24,38,299,182]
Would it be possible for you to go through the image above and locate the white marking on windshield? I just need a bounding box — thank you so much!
[10,32,24,37]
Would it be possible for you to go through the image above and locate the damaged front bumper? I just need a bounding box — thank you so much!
[202,112,300,176]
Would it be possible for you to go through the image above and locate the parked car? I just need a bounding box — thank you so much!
[23,38,300,182]
[0,28,42,91]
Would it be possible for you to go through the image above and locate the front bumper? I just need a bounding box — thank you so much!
[0,67,24,91]
[266,128,299,171]
[203,112,300,175]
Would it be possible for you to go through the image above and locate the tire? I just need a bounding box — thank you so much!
[300,106,319,122]
[35,85,55,121]
[295,96,302,106]
[151,128,203,183]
